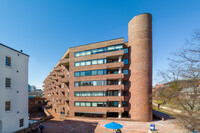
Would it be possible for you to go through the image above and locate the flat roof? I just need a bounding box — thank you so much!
[0,43,29,57]
[69,37,124,49]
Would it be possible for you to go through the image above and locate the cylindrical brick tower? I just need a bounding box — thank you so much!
[128,13,152,122]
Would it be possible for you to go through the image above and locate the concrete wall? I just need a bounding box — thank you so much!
[0,45,29,133]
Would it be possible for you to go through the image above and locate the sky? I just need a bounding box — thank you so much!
[0,0,200,89]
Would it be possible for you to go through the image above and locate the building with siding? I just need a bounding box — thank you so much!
[0,44,29,133]
[43,13,152,122]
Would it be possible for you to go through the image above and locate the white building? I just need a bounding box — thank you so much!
[0,44,29,133]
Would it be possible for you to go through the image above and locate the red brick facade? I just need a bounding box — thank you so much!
[43,13,152,121]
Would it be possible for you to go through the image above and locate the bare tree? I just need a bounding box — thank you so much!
[157,29,200,131]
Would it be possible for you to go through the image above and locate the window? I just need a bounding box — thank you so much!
[124,48,129,53]
[5,101,11,111]
[75,102,80,106]
[115,45,123,50]
[19,119,24,127]
[107,46,115,51]
[98,70,103,75]
[98,59,103,64]
[74,82,79,87]
[123,59,129,64]
[74,72,79,77]
[86,102,91,107]
[92,60,98,65]
[5,78,11,88]
[6,56,11,66]
[74,62,80,67]
[86,61,91,65]
[123,70,129,75]
[80,102,85,106]
[80,71,85,76]
[80,61,85,66]
[91,70,97,75]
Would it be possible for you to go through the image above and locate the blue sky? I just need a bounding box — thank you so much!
[0,0,200,88]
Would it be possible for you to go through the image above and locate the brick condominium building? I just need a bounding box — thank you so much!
[43,13,152,122]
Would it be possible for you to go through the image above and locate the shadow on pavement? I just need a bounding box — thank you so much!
[41,119,98,133]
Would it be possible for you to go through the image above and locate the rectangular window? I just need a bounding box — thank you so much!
[75,62,80,67]
[75,102,80,106]
[85,50,91,55]
[92,60,98,65]
[80,102,85,106]
[86,61,91,66]
[74,82,79,87]
[86,102,91,107]
[5,78,11,88]
[123,59,129,64]
[97,48,104,53]
[5,101,11,111]
[80,71,85,76]
[85,71,91,76]
[98,59,103,64]
[98,70,103,75]
[80,61,86,66]
[115,45,123,50]
[74,72,80,77]
[107,46,115,51]
[19,119,24,127]
[92,102,97,107]
[6,56,11,66]
[74,92,80,96]
[81,51,86,56]
[124,48,128,53]
[91,70,97,75]
[92,49,98,54]
[123,70,129,75]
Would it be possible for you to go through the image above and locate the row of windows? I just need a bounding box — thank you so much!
[74,101,119,107]
[74,91,120,97]
[74,44,123,57]
[74,58,106,67]
[75,91,129,97]
[74,69,106,77]
[75,80,107,87]
[74,69,129,77]
[75,80,129,87]
[74,58,129,67]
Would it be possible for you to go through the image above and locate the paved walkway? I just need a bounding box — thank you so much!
[40,114,188,133]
